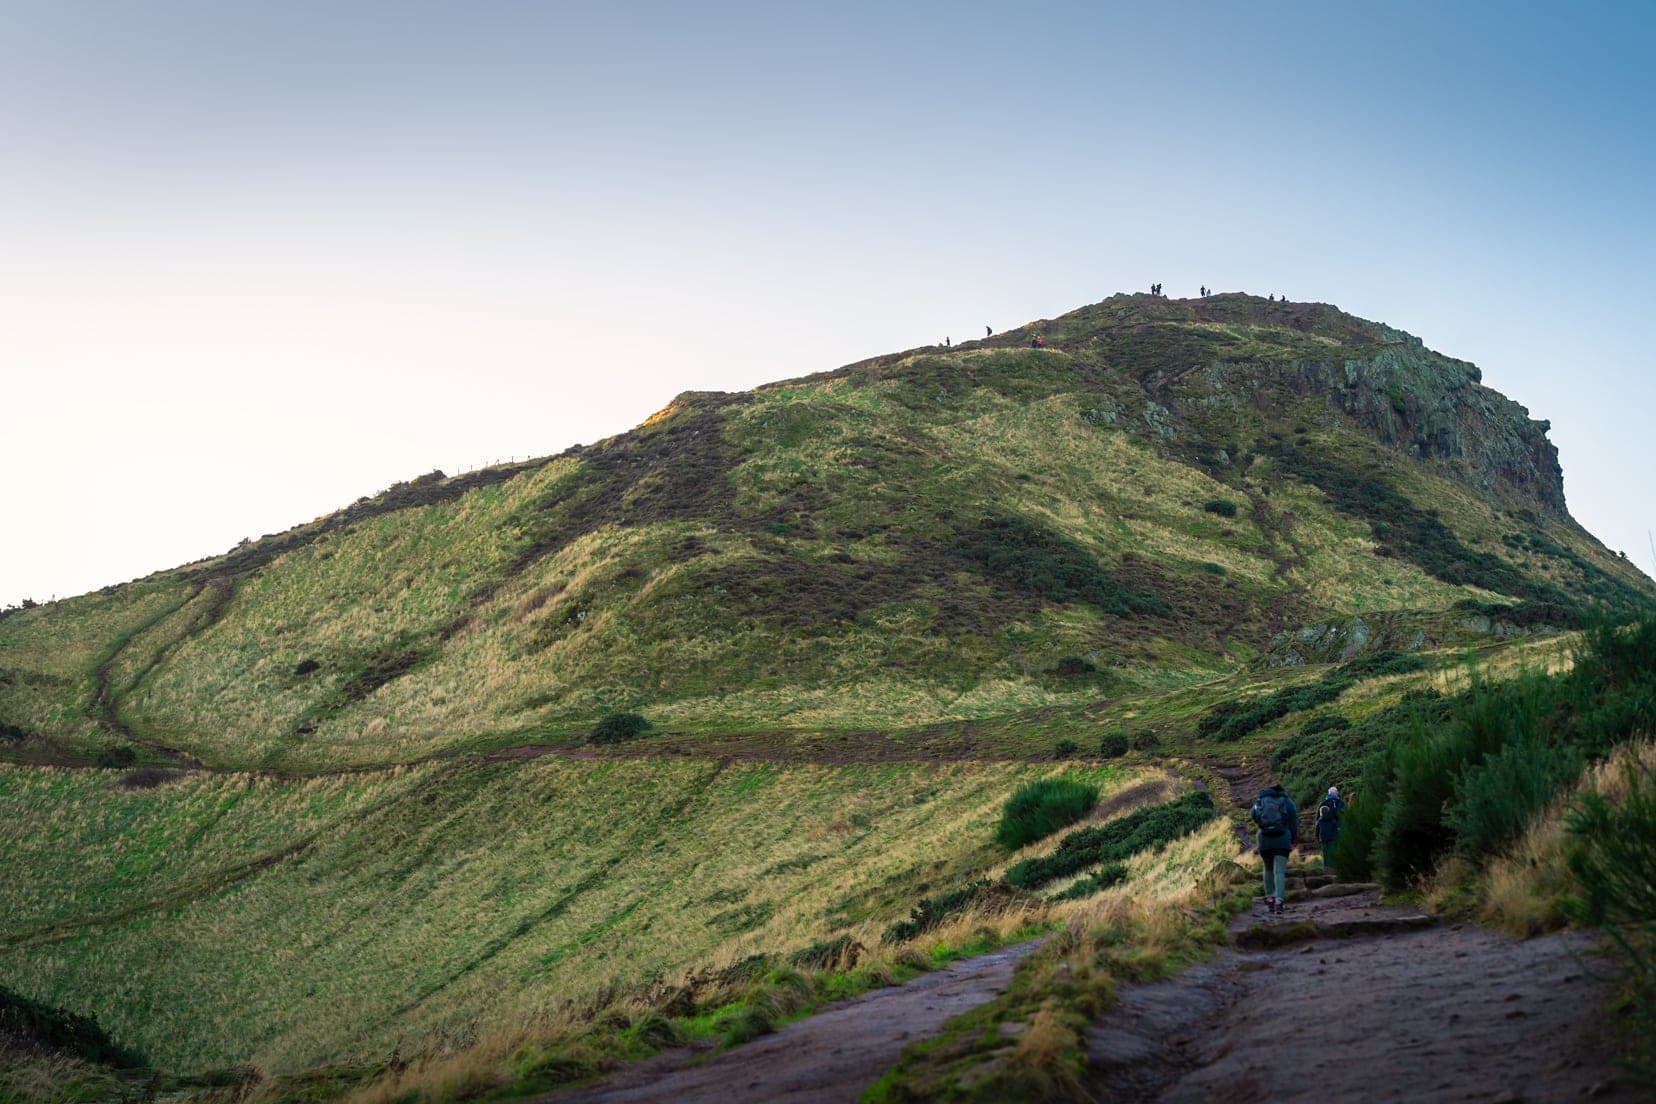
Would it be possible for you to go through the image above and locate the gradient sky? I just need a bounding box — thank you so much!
[2,1,1653,607]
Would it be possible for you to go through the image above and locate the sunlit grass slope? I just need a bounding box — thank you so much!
[0,757,1136,1075]
[1,294,1647,771]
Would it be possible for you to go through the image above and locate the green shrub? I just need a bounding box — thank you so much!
[1336,618,1656,888]
[1098,732,1129,759]
[1202,499,1239,518]
[1052,655,1096,676]
[994,778,1099,849]
[1049,862,1128,901]
[1446,736,1583,859]
[1005,791,1216,889]
[588,712,652,745]
[1054,739,1081,759]
[0,984,146,1068]
[96,746,136,769]
[882,881,1001,944]
[1567,765,1656,1089]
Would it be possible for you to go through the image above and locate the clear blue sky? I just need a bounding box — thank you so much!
[2,1,1652,606]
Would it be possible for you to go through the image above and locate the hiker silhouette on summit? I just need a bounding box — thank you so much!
[986,325,993,337]
[1251,782,1298,915]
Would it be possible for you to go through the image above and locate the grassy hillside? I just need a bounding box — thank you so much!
[2,294,1645,773]
[0,757,1152,1074]
[1,292,1651,1099]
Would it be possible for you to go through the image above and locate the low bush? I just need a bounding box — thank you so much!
[882,881,1000,944]
[1567,760,1656,1088]
[96,746,136,769]
[1098,732,1129,759]
[1051,655,1096,676]
[0,984,146,1068]
[1202,499,1239,518]
[588,712,652,746]
[1049,862,1128,901]
[994,778,1099,849]
[1338,617,1656,889]
[788,935,861,970]
[1053,739,1081,759]
[0,721,28,742]
[1005,791,1216,889]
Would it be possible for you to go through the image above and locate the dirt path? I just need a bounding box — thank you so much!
[1085,879,1634,1102]
[545,940,1042,1104]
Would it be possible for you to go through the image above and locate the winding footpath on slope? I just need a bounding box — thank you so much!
[546,940,1042,1104]
[1085,879,1634,1102]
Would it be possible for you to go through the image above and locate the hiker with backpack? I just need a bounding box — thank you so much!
[1250,782,1298,915]
[1317,785,1346,868]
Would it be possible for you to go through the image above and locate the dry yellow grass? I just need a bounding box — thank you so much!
[1426,740,1656,936]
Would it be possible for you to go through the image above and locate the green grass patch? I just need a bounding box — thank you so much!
[994,779,1100,850]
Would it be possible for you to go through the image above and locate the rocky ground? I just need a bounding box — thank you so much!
[1085,869,1634,1103]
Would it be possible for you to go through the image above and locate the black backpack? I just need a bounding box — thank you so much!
[1256,793,1291,836]
[1318,796,1342,826]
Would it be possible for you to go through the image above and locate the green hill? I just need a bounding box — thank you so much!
[0,292,1650,1090]
[1,293,1645,772]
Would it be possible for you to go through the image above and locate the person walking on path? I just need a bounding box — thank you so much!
[1317,785,1346,868]
[1250,782,1298,915]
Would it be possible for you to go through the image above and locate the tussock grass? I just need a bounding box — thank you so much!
[0,758,1119,1077]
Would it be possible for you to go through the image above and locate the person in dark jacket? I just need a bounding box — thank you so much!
[1250,783,1298,914]
[1317,785,1346,868]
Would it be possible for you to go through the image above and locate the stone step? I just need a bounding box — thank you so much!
[1234,913,1434,949]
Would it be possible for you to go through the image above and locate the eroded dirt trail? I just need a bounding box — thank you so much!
[548,940,1041,1104]
[1086,881,1634,1102]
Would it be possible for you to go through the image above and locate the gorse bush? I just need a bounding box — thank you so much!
[588,712,652,745]
[1567,760,1656,1089]
[995,779,1099,849]
[1004,791,1215,889]
[881,881,1003,944]
[1098,732,1129,759]
[1049,862,1128,901]
[1053,739,1081,759]
[1202,499,1238,518]
[1336,617,1656,890]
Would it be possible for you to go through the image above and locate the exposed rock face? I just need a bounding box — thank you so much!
[1265,610,1564,667]
[1288,340,1565,516]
